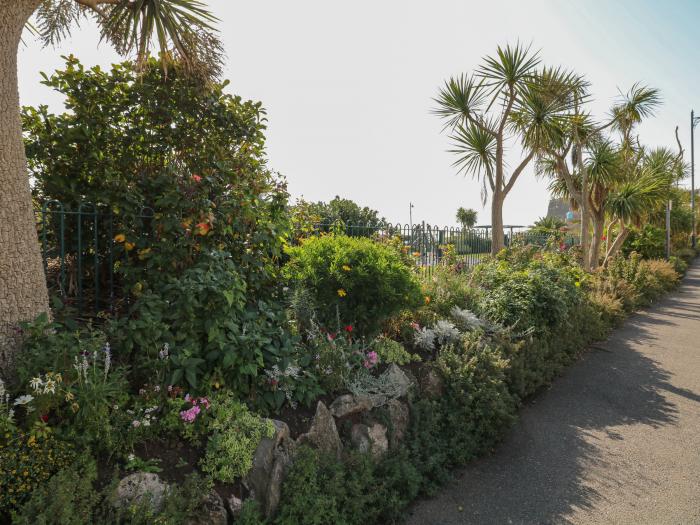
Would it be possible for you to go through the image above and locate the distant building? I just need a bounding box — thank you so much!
[546,198,576,221]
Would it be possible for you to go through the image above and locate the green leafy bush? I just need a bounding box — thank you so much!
[471,250,582,334]
[674,247,697,265]
[436,336,517,463]
[372,336,420,366]
[200,393,274,483]
[0,431,75,514]
[12,456,99,525]
[623,225,665,259]
[284,234,423,335]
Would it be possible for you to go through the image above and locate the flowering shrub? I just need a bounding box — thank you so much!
[284,234,423,336]
[0,431,75,513]
[304,324,369,393]
[370,336,420,366]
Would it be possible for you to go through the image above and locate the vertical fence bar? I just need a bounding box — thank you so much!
[77,204,84,316]
[93,207,100,314]
[108,211,114,314]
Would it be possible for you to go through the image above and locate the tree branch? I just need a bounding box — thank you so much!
[504,150,535,195]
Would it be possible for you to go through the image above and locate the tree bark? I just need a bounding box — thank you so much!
[576,140,591,271]
[0,0,49,377]
[603,222,629,267]
[490,188,505,254]
[588,210,605,270]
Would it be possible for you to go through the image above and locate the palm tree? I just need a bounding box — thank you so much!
[0,0,221,373]
[434,44,583,254]
[456,207,478,229]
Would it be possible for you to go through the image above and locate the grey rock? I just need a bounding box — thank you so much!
[383,364,414,397]
[386,398,410,447]
[419,367,444,398]
[187,490,227,525]
[329,393,374,418]
[244,419,294,517]
[226,494,243,518]
[297,401,343,459]
[114,472,169,511]
[351,422,389,459]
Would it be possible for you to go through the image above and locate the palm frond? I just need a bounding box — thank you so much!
[432,74,489,131]
[448,121,497,181]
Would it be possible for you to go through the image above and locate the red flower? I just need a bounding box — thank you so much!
[192,174,202,183]
[344,325,353,333]
[327,332,337,341]
[602,235,607,241]
[40,414,49,423]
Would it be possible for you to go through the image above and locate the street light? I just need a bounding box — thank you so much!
[692,111,700,248]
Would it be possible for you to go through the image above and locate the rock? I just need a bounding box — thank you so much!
[297,401,343,459]
[350,422,389,459]
[226,494,243,519]
[386,399,409,447]
[244,419,294,518]
[187,490,227,525]
[382,364,414,398]
[113,472,169,511]
[419,367,444,398]
[329,394,373,418]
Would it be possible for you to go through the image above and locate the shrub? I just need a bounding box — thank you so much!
[669,256,688,275]
[284,234,423,335]
[471,251,582,334]
[12,456,99,525]
[436,335,517,463]
[421,265,479,318]
[623,225,665,259]
[0,431,75,514]
[674,247,697,265]
[200,393,274,483]
[371,336,420,366]
[588,290,626,327]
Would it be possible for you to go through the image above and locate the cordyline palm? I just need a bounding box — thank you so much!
[0,0,221,375]
[434,44,583,255]
[537,82,661,270]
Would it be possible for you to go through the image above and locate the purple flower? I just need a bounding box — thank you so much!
[180,405,201,423]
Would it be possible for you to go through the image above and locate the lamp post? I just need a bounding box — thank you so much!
[692,111,700,248]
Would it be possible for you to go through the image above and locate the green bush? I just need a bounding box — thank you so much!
[436,336,517,463]
[471,250,582,334]
[674,247,697,265]
[12,456,99,525]
[0,431,75,514]
[623,225,665,259]
[200,393,274,483]
[284,234,423,335]
[371,336,420,366]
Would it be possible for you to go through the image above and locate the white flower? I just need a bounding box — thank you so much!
[143,419,150,427]
[159,343,169,360]
[132,420,141,428]
[43,379,57,395]
[153,385,160,393]
[127,453,135,462]
[29,377,43,392]
[8,408,14,419]
[13,394,34,406]
[113,405,120,410]
[0,379,5,398]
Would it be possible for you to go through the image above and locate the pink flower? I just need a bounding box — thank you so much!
[410,322,420,330]
[363,351,379,369]
[132,420,141,428]
[198,397,210,409]
[184,393,191,403]
[192,174,202,183]
[180,405,201,423]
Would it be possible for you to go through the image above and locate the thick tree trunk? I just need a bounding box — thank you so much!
[490,189,505,254]
[576,141,591,271]
[0,0,49,377]
[588,210,605,270]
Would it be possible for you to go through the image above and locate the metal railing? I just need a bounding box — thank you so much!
[36,201,578,316]
[36,200,153,317]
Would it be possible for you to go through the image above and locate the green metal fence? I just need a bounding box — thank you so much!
[36,201,153,317]
[36,201,578,316]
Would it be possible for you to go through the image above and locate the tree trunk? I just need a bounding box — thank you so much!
[490,188,505,254]
[603,222,629,267]
[588,210,605,270]
[0,0,48,377]
[576,141,591,271]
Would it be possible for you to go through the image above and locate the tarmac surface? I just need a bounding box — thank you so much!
[407,262,700,525]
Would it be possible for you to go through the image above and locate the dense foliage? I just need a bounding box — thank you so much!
[284,234,423,336]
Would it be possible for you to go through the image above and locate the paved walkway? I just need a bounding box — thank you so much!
[407,262,700,525]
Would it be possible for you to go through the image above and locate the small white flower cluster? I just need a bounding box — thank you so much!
[1,380,16,422]
[29,373,62,395]
[264,364,302,408]
[159,343,170,360]
[450,306,485,331]
[73,354,90,381]
[127,405,158,428]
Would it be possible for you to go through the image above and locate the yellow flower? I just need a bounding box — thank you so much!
[342,265,351,272]
[64,392,74,402]
[114,233,126,243]
[124,242,135,251]
[575,281,581,288]
[137,248,151,260]
[424,296,431,305]
[337,289,347,297]
[412,251,421,257]
[54,373,62,383]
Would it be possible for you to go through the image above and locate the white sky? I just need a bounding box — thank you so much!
[17,0,700,226]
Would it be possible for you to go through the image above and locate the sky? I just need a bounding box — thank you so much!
[17,0,700,226]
